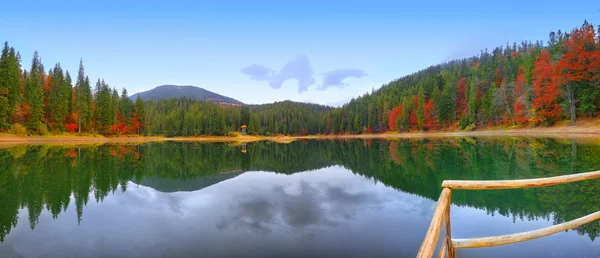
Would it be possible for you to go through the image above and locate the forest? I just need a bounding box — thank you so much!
[0,43,145,135]
[326,20,600,134]
[0,20,599,136]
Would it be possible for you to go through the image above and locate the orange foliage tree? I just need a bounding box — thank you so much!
[423,99,435,130]
[455,77,468,120]
[513,67,528,124]
[388,106,402,131]
[532,50,561,124]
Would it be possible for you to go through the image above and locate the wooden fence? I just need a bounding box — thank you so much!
[417,170,600,258]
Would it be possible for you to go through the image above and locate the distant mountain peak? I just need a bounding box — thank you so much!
[131,85,244,105]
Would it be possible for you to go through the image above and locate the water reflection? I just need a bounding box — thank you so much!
[216,179,382,237]
[1,138,600,257]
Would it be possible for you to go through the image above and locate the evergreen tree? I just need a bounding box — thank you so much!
[25,51,45,132]
[416,83,425,130]
[47,63,68,130]
[74,60,92,133]
[0,96,8,129]
[0,42,22,125]
[240,107,251,128]
[467,77,478,126]
[65,71,72,116]
[94,79,112,133]
[119,88,133,124]
[133,94,145,134]
[111,88,120,130]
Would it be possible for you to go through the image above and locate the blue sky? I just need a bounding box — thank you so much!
[1,1,598,106]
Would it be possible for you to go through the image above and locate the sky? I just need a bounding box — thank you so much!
[1,1,598,106]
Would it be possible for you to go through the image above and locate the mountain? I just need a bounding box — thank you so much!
[135,172,244,193]
[131,85,244,106]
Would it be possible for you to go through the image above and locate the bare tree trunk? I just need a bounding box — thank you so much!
[503,86,515,125]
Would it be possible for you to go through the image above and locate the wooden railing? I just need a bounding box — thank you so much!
[417,170,600,258]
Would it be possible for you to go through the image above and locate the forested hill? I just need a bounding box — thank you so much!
[325,20,600,134]
[131,85,243,106]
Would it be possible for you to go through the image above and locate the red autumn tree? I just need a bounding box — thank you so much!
[455,77,468,120]
[423,99,435,130]
[130,111,142,134]
[513,67,528,124]
[555,21,600,121]
[388,106,402,131]
[532,50,561,124]
[409,95,419,130]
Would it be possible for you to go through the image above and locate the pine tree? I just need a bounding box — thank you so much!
[25,51,45,132]
[74,60,92,133]
[47,63,68,130]
[119,88,133,128]
[353,114,360,133]
[133,94,145,134]
[0,43,22,126]
[94,79,112,133]
[111,88,120,132]
[0,95,8,129]
[467,77,478,126]
[65,71,73,117]
[240,107,251,128]
[416,83,425,130]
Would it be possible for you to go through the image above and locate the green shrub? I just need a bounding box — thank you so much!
[228,131,241,137]
[463,123,476,131]
[38,124,50,135]
[457,116,472,129]
[11,123,27,136]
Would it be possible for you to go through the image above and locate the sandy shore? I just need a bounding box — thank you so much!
[2,122,600,146]
[0,134,297,146]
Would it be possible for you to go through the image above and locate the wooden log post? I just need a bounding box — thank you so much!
[417,188,452,258]
[442,170,600,190]
[445,191,455,258]
[438,238,448,258]
[452,210,600,248]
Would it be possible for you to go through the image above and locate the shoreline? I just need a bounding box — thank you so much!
[1,123,600,146]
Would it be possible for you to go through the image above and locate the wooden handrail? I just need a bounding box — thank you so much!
[417,188,452,258]
[419,170,600,257]
[442,170,600,190]
[452,210,600,248]
[444,193,454,258]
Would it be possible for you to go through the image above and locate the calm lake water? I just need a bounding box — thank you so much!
[1,138,600,258]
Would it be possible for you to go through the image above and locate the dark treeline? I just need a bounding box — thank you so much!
[0,42,145,135]
[143,99,333,136]
[248,101,332,135]
[2,138,600,242]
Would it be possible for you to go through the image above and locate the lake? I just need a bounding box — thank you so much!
[1,138,600,258]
